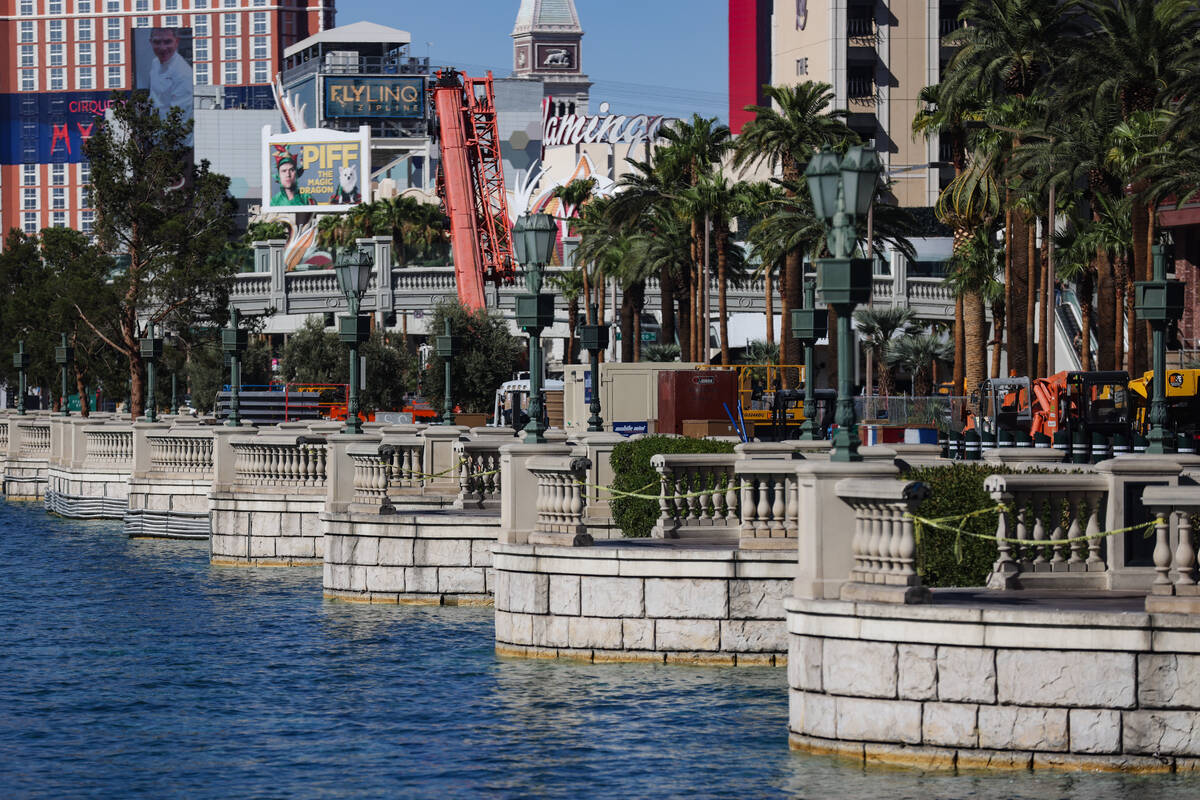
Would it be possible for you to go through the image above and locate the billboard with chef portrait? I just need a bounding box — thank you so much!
[133,27,194,136]
[260,125,371,214]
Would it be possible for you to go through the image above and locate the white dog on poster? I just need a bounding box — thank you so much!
[329,164,361,204]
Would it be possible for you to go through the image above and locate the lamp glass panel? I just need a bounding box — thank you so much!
[805,147,841,221]
[841,146,882,218]
[334,261,351,299]
[512,217,528,264]
[529,213,557,265]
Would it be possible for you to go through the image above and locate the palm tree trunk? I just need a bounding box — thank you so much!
[1114,255,1127,369]
[1027,219,1038,378]
[1079,269,1094,371]
[1123,255,1137,374]
[1008,211,1029,377]
[784,248,802,374]
[632,281,645,362]
[660,266,676,346]
[620,291,635,362]
[965,290,987,397]
[1132,200,1149,374]
[953,294,965,394]
[990,300,1005,379]
[567,298,579,364]
[779,268,792,388]
[1037,219,1049,378]
[1095,246,1115,370]
[677,270,692,360]
[764,268,775,348]
[582,264,592,325]
[717,230,730,365]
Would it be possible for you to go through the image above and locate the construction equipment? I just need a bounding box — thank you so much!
[432,69,517,310]
[1032,371,1131,443]
[968,377,1034,441]
[1129,368,1200,442]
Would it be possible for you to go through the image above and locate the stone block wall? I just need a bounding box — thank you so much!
[126,477,212,539]
[3,458,49,500]
[209,490,326,566]
[323,511,499,605]
[787,596,1200,771]
[493,542,795,666]
[45,467,130,519]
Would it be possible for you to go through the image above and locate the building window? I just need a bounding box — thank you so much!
[194,15,208,35]
[19,0,35,14]
[81,210,95,234]
[48,67,66,90]
[78,44,94,64]
[796,58,809,76]
[48,20,65,42]
[50,164,66,185]
[49,0,64,13]
[19,21,35,43]
[106,65,123,88]
[252,36,267,59]
[77,0,93,11]
[165,15,180,26]
[106,0,120,10]
[222,61,239,85]
[135,0,148,10]
[80,162,91,184]
[252,60,268,84]
[51,187,66,210]
[106,42,122,64]
[22,165,37,186]
[20,69,37,91]
[194,39,209,60]
[81,184,93,207]
[135,16,150,27]
[165,0,178,8]
[194,62,210,85]
[283,14,293,34]
[106,18,122,40]
[23,188,38,209]
[52,212,67,228]
[19,45,37,68]
[49,44,65,67]
[77,67,95,89]
[77,19,94,41]
[253,0,265,6]
[194,0,207,8]
[23,214,39,235]
[223,13,239,36]
[223,37,239,61]
[252,11,267,34]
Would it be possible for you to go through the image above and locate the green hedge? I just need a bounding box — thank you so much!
[900,463,1024,588]
[610,435,737,538]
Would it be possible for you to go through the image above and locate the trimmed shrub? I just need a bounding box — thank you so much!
[610,435,736,538]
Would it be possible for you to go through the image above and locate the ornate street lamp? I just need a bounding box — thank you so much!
[55,333,73,417]
[12,340,29,415]
[805,144,881,461]
[334,245,374,435]
[140,322,163,422]
[1135,244,1184,454]
[513,212,557,444]
[222,304,248,427]
[580,302,610,432]
[791,277,827,440]
[435,319,456,425]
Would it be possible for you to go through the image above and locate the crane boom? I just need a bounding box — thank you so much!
[432,69,516,310]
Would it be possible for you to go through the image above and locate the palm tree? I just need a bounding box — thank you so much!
[548,267,585,364]
[553,178,598,317]
[733,81,855,368]
[887,331,955,397]
[853,306,916,397]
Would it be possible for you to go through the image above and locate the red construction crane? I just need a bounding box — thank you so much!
[432,69,517,310]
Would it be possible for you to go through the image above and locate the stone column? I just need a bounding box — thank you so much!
[210,426,252,492]
[421,425,469,494]
[67,417,92,469]
[1095,457,1184,588]
[499,442,572,545]
[793,459,900,600]
[576,431,625,531]
[130,421,171,480]
[323,432,377,514]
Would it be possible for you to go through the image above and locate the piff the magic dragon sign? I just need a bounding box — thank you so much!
[260,125,370,214]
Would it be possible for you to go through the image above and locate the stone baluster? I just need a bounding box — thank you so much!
[1031,496,1048,568]
[1066,492,1085,568]
[755,478,770,533]
[1085,492,1104,568]
[656,461,677,537]
[1175,511,1196,590]
[725,473,739,525]
[1153,511,1173,591]
[1049,496,1067,569]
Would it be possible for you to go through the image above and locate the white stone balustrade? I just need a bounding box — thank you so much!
[18,422,51,456]
[984,473,1109,589]
[836,478,931,603]
[378,434,426,493]
[650,453,740,540]
[528,455,591,543]
[455,439,503,507]
[83,427,133,468]
[148,430,216,476]
[348,442,391,506]
[231,434,327,488]
[1143,485,1200,613]
[735,460,800,548]
[0,419,9,452]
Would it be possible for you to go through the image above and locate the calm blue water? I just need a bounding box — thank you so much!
[0,500,1188,798]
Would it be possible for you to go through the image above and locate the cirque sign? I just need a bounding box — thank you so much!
[542,101,670,147]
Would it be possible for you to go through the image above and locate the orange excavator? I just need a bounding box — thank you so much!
[431,69,517,310]
[968,371,1131,444]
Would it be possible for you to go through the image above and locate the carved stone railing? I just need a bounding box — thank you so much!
[735,460,799,547]
[984,473,1109,589]
[84,427,133,468]
[148,430,215,476]
[0,420,8,452]
[529,455,590,538]
[18,422,51,457]
[650,453,740,540]
[455,439,503,507]
[230,273,270,298]
[349,442,391,505]
[231,435,327,488]
[837,478,932,603]
[378,434,426,493]
[1143,486,1200,613]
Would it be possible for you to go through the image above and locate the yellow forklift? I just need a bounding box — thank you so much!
[1129,368,1200,450]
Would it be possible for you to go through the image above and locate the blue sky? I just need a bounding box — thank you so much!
[333,0,729,120]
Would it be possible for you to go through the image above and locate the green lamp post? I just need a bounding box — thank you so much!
[805,144,881,462]
[513,212,557,444]
[436,319,456,425]
[791,277,828,440]
[12,340,29,415]
[140,322,163,422]
[222,305,248,427]
[334,245,374,435]
[1135,244,1185,454]
[580,302,610,432]
[55,334,73,417]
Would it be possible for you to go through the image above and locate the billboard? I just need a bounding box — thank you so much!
[0,92,116,164]
[132,26,194,142]
[324,76,425,119]
[260,125,370,213]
